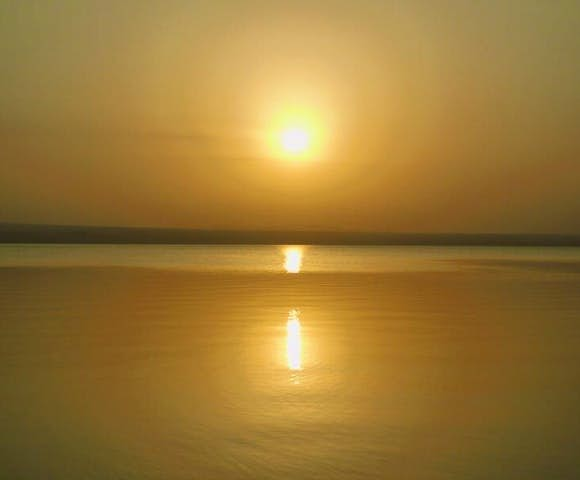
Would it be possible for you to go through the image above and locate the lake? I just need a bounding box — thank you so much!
[1,245,579,479]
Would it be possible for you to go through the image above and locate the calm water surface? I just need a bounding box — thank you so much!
[1,245,579,479]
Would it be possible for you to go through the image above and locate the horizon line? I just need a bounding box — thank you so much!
[1,223,579,247]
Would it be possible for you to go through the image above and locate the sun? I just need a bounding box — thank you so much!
[265,105,324,160]
[280,127,311,155]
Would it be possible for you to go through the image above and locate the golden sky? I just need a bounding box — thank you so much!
[1,1,579,233]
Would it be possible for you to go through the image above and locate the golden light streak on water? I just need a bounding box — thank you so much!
[283,247,303,273]
[286,309,302,371]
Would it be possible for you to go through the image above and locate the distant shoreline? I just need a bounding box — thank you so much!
[1,224,579,247]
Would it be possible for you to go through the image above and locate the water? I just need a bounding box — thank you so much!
[1,245,579,479]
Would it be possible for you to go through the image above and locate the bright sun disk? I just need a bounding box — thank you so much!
[280,127,311,155]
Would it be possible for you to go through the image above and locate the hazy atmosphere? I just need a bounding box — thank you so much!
[2,0,579,233]
[2,3,580,479]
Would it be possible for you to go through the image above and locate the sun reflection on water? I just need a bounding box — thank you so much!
[283,247,303,273]
[287,309,302,372]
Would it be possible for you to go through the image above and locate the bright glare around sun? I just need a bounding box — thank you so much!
[280,127,310,155]
[265,104,325,161]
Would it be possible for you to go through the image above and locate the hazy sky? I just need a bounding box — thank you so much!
[1,0,579,233]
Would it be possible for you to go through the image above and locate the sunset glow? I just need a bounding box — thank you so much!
[267,105,324,161]
[1,2,578,479]
[280,127,311,155]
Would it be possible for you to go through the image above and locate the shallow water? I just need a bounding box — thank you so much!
[1,245,579,479]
